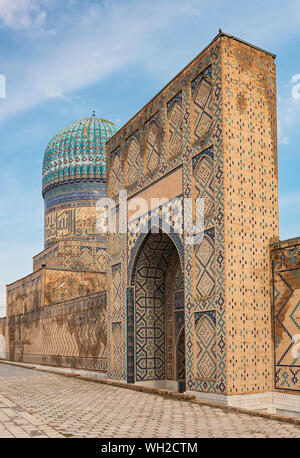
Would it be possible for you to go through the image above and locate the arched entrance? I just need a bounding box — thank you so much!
[130,231,185,391]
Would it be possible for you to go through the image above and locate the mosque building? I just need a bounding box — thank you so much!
[0,31,299,417]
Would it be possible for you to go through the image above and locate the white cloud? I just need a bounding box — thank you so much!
[1,0,300,126]
[0,0,211,121]
[0,0,50,34]
[291,74,300,100]
[277,73,300,147]
[279,136,289,145]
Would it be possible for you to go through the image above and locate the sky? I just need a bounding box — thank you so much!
[0,0,299,316]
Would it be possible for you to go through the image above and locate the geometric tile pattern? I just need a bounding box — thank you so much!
[6,291,107,371]
[167,92,183,158]
[111,322,123,377]
[194,228,215,299]
[192,65,213,143]
[195,310,216,388]
[193,147,214,219]
[34,240,107,273]
[110,149,122,198]
[183,51,226,395]
[134,233,177,381]
[42,116,118,194]
[127,196,184,273]
[111,264,122,315]
[272,240,300,392]
[44,269,106,306]
[126,134,142,188]
[144,117,160,176]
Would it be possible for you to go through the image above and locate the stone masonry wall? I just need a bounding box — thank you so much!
[6,291,107,371]
[7,268,106,317]
[33,239,107,273]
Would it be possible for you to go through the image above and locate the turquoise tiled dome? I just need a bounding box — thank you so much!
[42,116,118,195]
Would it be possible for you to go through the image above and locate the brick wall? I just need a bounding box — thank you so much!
[222,37,279,395]
[7,267,106,316]
[6,291,107,371]
[44,269,106,305]
[33,239,107,273]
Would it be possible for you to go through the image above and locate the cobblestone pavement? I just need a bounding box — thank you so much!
[0,363,299,438]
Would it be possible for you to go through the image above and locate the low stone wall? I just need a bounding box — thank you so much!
[6,291,107,372]
[0,317,6,359]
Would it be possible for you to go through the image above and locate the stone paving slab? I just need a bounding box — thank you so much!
[0,364,49,378]
[0,393,62,438]
[0,363,299,438]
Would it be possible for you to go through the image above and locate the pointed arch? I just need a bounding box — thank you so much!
[128,227,184,286]
[129,231,185,383]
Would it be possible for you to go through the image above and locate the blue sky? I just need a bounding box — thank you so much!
[0,0,299,315]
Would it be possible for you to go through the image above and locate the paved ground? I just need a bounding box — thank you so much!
[0,363,299,438]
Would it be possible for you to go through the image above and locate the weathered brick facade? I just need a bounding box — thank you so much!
[6,291,107,371]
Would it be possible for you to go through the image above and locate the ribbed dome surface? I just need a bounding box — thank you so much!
[42,116,118,194]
